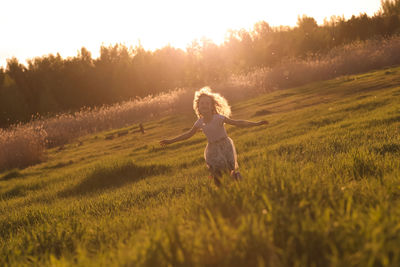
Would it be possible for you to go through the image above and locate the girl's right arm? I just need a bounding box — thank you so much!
[160,126,198,146]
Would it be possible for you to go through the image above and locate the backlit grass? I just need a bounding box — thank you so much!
[1,66,400,266]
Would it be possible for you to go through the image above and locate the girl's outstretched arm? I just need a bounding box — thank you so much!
[160,126,198,146]
[224,117,268,127]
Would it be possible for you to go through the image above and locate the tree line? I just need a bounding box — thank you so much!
[1,0,400,128]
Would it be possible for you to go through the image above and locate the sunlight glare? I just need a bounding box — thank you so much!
[0,0,382,67]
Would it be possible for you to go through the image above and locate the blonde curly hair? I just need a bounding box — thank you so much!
[193,87,231,118]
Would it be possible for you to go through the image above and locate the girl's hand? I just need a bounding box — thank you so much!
[258,120,268,126]
[160,139,172,146]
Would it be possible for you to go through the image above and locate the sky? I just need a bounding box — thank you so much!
[0,0,382,68]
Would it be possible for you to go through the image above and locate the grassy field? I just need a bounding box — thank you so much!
[1,66,400,266]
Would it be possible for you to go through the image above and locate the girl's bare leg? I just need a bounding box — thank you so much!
[213,176,222,187]
[211,169,222,187]
[230,170,242,180]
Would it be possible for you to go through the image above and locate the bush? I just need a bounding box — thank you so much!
[0,124,47,172]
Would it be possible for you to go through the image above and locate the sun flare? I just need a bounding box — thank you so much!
[0,0,381,66]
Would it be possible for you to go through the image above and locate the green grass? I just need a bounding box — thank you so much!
[1,66,400,266]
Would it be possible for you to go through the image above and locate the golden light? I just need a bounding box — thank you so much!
[0,0,382,67]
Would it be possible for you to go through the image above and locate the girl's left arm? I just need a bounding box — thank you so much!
[224,117,268,127]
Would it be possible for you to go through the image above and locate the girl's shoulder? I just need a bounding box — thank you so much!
[214,113,226,121]
[194,117,203,128]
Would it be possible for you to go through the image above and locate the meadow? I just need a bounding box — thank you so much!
[1,66,400,266]
[3,35,400,173]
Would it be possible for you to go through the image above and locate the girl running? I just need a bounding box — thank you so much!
[160,87,268,186]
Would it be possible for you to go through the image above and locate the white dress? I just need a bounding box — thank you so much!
[194,114,238,174]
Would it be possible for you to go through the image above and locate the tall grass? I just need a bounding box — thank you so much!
[0,124,47,171]
[0,89,189,172]
[34,89,190,147]
[233,35,400,92]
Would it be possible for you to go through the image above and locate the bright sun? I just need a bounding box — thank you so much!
[0,0,381,67]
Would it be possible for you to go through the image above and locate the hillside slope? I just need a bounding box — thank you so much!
[1,66,400,266]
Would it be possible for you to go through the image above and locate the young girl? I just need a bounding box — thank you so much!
[160,87,268,186]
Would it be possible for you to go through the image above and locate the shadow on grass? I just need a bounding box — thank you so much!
[375,143,400,155]
[366,115,400,127]
[1,169,22,181]
[41,160,74,170]
[178,157,204,169]
[59,160,170,197]
[308,116,344,128]
[0,183,44,200]
[252,109,273,117]
[343,99,388,112]
[150,138,204,153]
